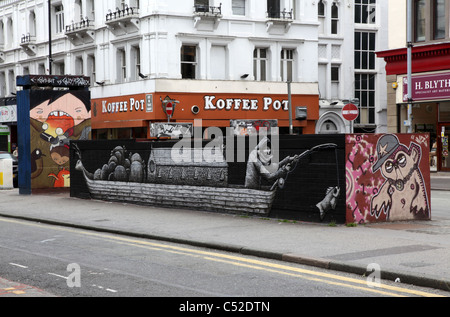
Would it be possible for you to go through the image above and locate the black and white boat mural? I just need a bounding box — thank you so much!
[71,136,344,221]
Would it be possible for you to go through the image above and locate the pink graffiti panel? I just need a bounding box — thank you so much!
[346,134,431,224]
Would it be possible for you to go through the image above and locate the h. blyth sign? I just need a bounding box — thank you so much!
[403,72,450,102]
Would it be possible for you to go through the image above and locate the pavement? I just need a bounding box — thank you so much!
[0,173,450,296]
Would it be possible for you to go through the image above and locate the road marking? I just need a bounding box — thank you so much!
[48,272,68,280]
[40,238,56,243]
[0,217,445,297]
[93,284,118,293]
[9,263,28,269]
[80,232,444,297]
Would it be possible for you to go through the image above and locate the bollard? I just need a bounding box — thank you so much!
[0,158,13,189]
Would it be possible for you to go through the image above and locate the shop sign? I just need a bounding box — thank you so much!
[0,125,10,133]
[100,95,152,114]
[403,72,450,102]
[204,95,290,111]
[0,105,17,123]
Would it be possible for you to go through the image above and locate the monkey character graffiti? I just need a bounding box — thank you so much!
[370,134,430,221]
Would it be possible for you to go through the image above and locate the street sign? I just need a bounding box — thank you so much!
[342,103,359,121]
[166,102,173,116]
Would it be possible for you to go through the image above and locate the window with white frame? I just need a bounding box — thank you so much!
[318,0,325,34]
[87,0,95,20]
[8,70,15,95]
[292,0,299,19]
[280,49,294,82]
[0,21,3,47]
[211,45,227,80]
[331,65,340,99]
[415,0,426,42]
[0,72,5,97]
[6,18,13,48]
[354,73,376,125]
[55,5,65,34]
[195,0,210,12]
[355,0,376,24]
[38,64,46,75]
[75,56,84,75]
[118,48,126,83]
[116,0,126,10]
[232,0,246,16]
[318,0,325,17]
[132,45,141,80]
[267,0,281,18]
[53,61,65,75]
[354,31,376,70]
[355,30,376,125]
[87,54,96,84]
[129,0,140,9]
[181,45,197,79]
[433,0,445,40]
[253,48,268,81]
[29,11,36,37]
[331,65,339,82]
[331,2,339,34]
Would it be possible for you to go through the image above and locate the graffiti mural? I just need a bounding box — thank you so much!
[346,134,431,224]
[71,135,345,222]
[29,90,91,189]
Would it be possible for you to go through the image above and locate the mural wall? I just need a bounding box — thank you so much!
[70,133,431,224]
[346,133,431,224]
[29,90,91,189]
[71,135,346,223]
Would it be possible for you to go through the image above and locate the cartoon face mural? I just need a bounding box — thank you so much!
[29,91,91,189]
[346,134,431,223]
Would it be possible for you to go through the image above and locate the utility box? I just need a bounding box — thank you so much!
[0,158,13,189]
[16,75,91,195]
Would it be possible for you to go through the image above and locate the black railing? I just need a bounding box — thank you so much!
[194,3,222,15]
[65,18,94,33]
[21,33,35,44]
[106,6,139,22]
[267,9,293,20]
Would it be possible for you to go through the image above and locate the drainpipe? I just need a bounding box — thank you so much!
[287,80,293,135]
[407,0,412,133]
[48,0,52,75]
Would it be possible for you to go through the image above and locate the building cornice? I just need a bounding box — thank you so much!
[376,42,450,75]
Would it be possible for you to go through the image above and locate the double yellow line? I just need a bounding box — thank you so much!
[0,217,445,297]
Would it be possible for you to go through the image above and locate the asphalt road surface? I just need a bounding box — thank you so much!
[0,216,449,301]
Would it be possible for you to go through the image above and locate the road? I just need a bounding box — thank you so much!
[0,216,449,300]
[431,190,450,219]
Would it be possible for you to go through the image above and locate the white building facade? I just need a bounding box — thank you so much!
[316,0,389,134]
[0,0,389,139]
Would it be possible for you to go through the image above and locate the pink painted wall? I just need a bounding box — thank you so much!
[346,134,431,224]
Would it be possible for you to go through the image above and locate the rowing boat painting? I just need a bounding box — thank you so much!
[73,138,340,218]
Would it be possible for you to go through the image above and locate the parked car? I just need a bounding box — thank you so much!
[0,151,18,187]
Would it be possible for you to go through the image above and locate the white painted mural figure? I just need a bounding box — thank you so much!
[371,134,430,221]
